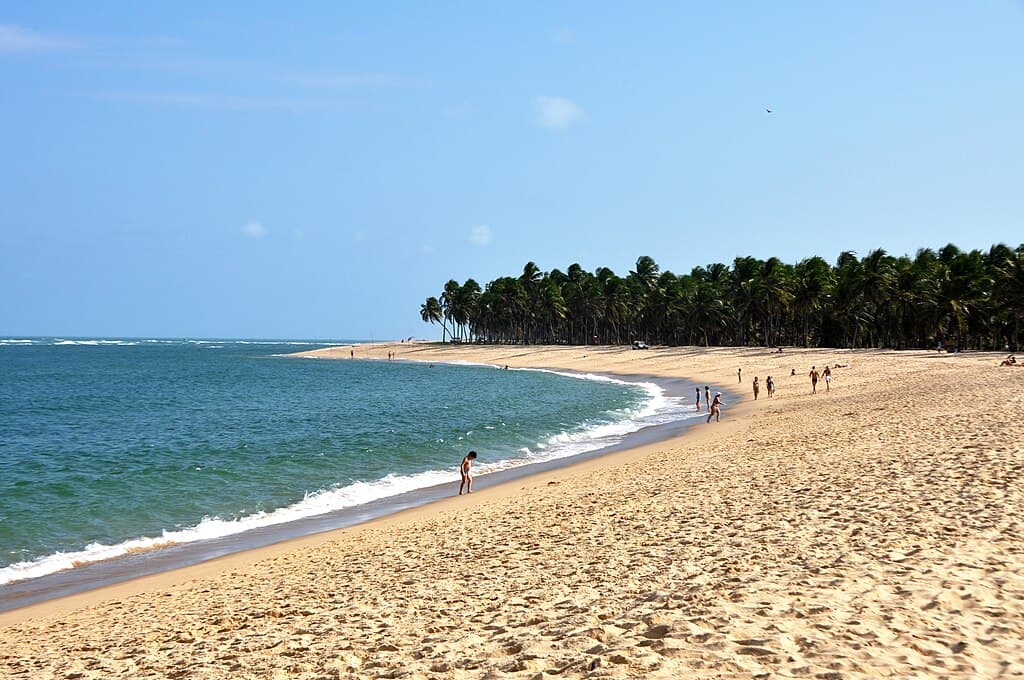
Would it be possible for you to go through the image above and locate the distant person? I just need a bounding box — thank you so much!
[766,375,774,397]
[809,366,820,394]
[350,349,354,359]
[753,376,760,400]
[459,451,478,495]
[706,393,726,423]
[790,368,796,376]
[695,387,702,412]
[704,386,711,411]
[738,367,742,383]
[823,366,832,391]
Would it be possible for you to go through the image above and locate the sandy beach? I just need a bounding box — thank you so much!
[2,343,1022,678]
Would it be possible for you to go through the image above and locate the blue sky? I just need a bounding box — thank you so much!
[2,2,1022,339]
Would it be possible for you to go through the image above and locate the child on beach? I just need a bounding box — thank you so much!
[766,375,774,397]
[753,376,759,400]
[706,393,725,423]
[459,451,477,495]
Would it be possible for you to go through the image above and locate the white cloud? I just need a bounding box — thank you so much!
[242,221,267,239]
[534,96,582,129]
[552,28,574,44]
[468,224,492,246]
[0,24,78,53]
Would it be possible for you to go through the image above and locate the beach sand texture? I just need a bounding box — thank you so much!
[2,344,1022,678]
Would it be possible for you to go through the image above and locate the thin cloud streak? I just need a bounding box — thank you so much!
[95,89,340,113]
[288,72,409,89]
[0,24,80,53]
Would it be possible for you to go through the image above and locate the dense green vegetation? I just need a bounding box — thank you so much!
[421,244,1024,351]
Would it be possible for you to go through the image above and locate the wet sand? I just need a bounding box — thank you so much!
[2,343,1022,678]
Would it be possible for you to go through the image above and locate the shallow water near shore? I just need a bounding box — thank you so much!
[0,338,699,603]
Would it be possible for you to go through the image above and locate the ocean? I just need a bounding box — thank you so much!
[0,338,695,590]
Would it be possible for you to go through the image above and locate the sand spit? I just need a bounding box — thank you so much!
[2,343,1022,678]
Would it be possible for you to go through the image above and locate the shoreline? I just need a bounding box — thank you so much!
[4,344,1020,679]
[0,347,734,622]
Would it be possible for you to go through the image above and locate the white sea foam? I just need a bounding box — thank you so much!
[0,362,696,586]
[52,339,139,346]
[0,339,34,345]
[0,468,452,585]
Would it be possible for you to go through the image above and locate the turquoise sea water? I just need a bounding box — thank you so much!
[0,338,688,585]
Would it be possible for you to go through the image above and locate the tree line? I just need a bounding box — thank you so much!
[420,243,1024,351]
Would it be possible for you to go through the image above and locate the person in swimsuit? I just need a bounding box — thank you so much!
[738,367,742,383]
[753,376,760,400]
[809,366,820,394]
[704,386,711,411]
[766,375,774,397]
[695,387,702,412]
[706,392,726,423]
[823,366,832,391]
[459,451,478,495]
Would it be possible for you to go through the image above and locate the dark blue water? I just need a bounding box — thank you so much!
[0,338,683,585]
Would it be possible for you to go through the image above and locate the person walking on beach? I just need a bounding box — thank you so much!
[695,387,702,412]
[766,375,774,397]
[459,451,477,495]
[823,366,832,392]
[704,386,711,411]
[809,366,820,394]
[706,393,725,423]
[738,367,742,383]
[753,376,760,400]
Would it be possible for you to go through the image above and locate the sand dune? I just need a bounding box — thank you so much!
[2,344,1022,678]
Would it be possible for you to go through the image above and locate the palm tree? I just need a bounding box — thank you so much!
[755,257,793,347]
[440,280,462,341]
[419,297,445,341]
[856,249,895,346]
[791,256,833,347]
[987,244,1024,350]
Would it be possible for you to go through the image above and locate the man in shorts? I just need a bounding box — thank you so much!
[809,366,820,394]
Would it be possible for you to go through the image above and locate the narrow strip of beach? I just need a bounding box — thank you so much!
[2,344,1022,679]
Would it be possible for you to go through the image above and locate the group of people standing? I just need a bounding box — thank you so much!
[745,364,836,400]
[694,385,726,423]
[751,375,776,400]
